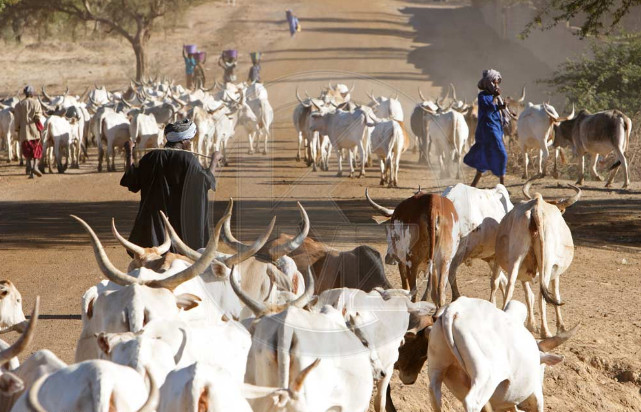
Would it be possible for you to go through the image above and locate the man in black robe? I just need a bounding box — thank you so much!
[121,119,220,253]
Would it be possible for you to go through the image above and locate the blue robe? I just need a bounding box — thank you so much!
[463,91,507,177]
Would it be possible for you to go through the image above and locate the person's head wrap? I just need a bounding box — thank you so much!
[477,69,502,94]
[165,119,197,143]
[23,85,34,97]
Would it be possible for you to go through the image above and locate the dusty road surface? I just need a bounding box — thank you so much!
[1,0,641,411]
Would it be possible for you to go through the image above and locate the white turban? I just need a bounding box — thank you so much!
[165,120,197,143]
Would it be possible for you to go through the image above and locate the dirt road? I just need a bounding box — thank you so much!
[1,0,640,410]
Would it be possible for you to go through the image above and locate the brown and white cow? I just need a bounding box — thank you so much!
[553,109,632,189]
[0,281,26,334]
[366,189,460,306]
[493,179,580,337]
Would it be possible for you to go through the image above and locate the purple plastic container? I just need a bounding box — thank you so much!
[196,51,206,62]
[184,44,197,54]
[222,49,238,60]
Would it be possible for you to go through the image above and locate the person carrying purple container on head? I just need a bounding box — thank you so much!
[219,50,237,84]
[286,10,301,37]
[183,45,197,89]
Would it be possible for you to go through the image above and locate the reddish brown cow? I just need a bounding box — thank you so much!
[366,189,460,306]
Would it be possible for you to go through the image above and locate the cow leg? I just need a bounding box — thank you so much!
[6,133,11,163]
[358,143,366,178]
[374,370,393,412]
[502,256,523,311]
[262,129,268,155]
[437,261,453,307]
[247,132,255,154]
[398,263,409,292]
[348,149,355,178]
[489,261,502,305]
[522,151,529,179]
[464,361,496,412]
[590,154,604,181]
[385,384,397,412]
[296,131,303,162]
[552,277,565,333]
[98,143,103,172]
[379,159,385,185]
[336,148,343,177]
[449,255,463,301]
[522,281,536,333]
[539,146,549,177]
[538,281,552,338]
[428,368,444,412]
[606,146,629,189]
[576,155,585,185]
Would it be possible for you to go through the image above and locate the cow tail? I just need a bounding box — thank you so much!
[533,197,563,306]
[277,317,294,390]
[441,309,466,371]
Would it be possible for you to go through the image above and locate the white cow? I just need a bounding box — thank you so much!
[367,92,404,122]
[0,109,16,163]
[442,184,512,302]
[293,91,330,171]
[493,180,580,337]
[245,83,273,155]
[427,297,574,412]
[308,106,370,178]
[418,102,469,178]
[233,270,381,412]
[12,360,158,412]
[42,115,81,173]
[516,103,575,179]
[98,111,130,172]
[0,281,26,334]
[129,113,163,162]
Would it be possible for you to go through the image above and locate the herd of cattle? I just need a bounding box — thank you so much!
[0,79,632,189]
[0,162,585,411]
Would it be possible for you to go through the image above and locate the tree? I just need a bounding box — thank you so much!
[523,0,641,38]
[0,0,196,80]
[542,37,641,114]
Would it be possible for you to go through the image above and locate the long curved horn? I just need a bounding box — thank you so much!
[290,267,315,308]
[349,83,355,94]
[112,218,145,256]
[521,176,541,200]
[268,202,309,259]
[229,265,267,316]
[155,222,172,255]
[27,370,48,412]
[419,104,437,115]
[365,188,394,217]
[296,88,310,107]
[221,198,249,252]
[367,90,378,106]
[442,84,450,102]
[132,78,142,87]
[328,82,334,91]
[550,184,581,211]
[150,200,235,290]
[393,92,398,100]
[0,296,39,365]
[291,359,321,393]
[222,216,276,266]
[557,104,575,122]
[79,86,90,102]
[537,324,579,352]
[159,211,201,261]
[41,86,53,101]
[518,85,526,103]
[137,366,159,412]
[72,215,142,286]
[63,86,69,96]
[418,88,427,102]
[449,83,457,102]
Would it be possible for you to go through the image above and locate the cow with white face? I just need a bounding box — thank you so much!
[244,82,274,155]
[516,102,575,179]
[308,104,370,178]
[366,189,460,307]
[0,108,16,164]
[0,281,26,334]
[367,92,404,122]
[427,297,575,412]
[493,179,580,337]
[293,90,329,171]
[72,206,272,361]
[321,82,354,105]
[11,360,158,412]
[234,269,381,412]
[441,183,512,302]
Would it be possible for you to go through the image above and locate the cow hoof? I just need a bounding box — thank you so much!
[379,179,385,186]
[262,150,267,155]
[522,174,528,180]
[576,179,584,186]
[604,182,612,188]
[295,155,301,162]
[337,172,343,177]
[349,172,355,178]
[595,174,604,182]
[552,171,560,179]
[358,173,365,179]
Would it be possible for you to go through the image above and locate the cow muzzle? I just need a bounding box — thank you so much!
[385,253,398,265]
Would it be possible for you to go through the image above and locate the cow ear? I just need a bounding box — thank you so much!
[175,293,202,311]
[540,352,564,366]
[371,216,391,224]
[0,371,24,396]
[96,332,113,355]
[87,297,95,319]
[210,262,228,278]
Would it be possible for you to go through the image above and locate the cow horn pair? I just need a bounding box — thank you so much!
[417,88,428,102]
[230,265,315,317]
[111,219,171,257]
[522,177,581,211]
[222,199,309,260]
[28,364,158,412]
[72,202,266,289]
[41,86,53,102]
[0,296,39,367]
[296,88,311,108]
[543,103,575,123]
[159,202,277,268]
[367,90,378,106]
[365,188,394,217]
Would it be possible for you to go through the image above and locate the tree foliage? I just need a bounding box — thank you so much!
[523,0,641,38]
[0,0,196,80]
[542,37,641,114]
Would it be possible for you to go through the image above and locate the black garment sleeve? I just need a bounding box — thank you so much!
[202,168,217,191]
[120,164,142,193]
